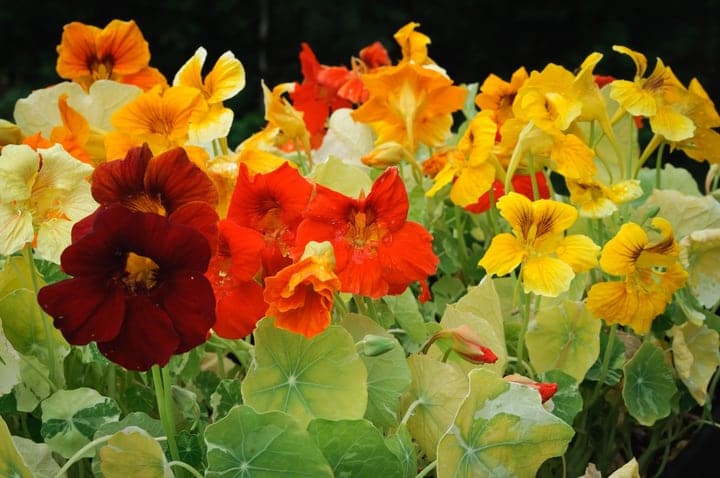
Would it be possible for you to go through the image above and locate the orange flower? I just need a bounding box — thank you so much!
[56,20,166,91]
[352,62,466,151]
[264,241,341,338]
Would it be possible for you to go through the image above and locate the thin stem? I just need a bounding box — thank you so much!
[415,460,437,478]
[168,461,204,478]
[654,141,667,189]
[53,434,113,478]
[25,245,58,385]
[515,288,533,376]
[528,156,540,200]
[151,365,181,463]
[401,398,424,425]
[591,324,617,405]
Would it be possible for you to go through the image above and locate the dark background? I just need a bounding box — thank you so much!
[2,0,720,155]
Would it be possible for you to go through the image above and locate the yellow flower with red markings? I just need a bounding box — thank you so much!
[478,192,600,297]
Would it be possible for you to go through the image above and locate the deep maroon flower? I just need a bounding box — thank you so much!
[38,205,216,371]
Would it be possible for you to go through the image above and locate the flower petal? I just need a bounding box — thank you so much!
[522,256,575,297]
[157,273,216,353]
[478,233,524,277]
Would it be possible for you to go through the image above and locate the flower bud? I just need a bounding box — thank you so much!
[357,334,396,357]
[361,141,409,168]
[503,374,558,403]
[423,324,498,364]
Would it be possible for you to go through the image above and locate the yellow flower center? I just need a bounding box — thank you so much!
[123,252,159,293]
[348,210,382,248]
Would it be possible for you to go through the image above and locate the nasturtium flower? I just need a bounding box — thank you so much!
[84,144,219,248]
[56,20,166,91]
[671,78,720,164]
[478,192,600,297]
[173,46,246,144]
[587,217,688,334]
[37,205,215,371]
[295,167,438,298]
[105,85,205,162]
[566,177,643,218]
[264,241,341,338]
[207,220,267,339]
[351,61,466,152]
[394,22,432,65]
[261,81,312,153]
[289,43,354,147]
[425,110,500,207]
[0,144,96,263]
[226,162,313,277]
[610,46,696,142]
[475,67,528,126]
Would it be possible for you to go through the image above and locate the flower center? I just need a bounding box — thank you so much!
[89,57,114,80]
[123,252,159,293]
[348,210,382,248]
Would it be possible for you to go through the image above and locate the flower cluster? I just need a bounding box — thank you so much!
[1,17,720,478]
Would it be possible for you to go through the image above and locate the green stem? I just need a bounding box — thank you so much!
[353,295,368,316]
[515,288,533,376]
[415,460,437,478]
[654,141,666,189]
[53,434,113,478]
[590,324,617,405]
[401,398,424,425]
[528,156,540,200]
[25,245,58,386]
[169,461,204,478]
[454,206,470,280]
[151,365,181,463]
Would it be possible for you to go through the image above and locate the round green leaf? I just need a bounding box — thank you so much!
[0,417,33,478]
[241,318,367,428]
[307,418,403,477]
[622,341,677,426]
[98,427,171,478]
[399,354,468,460]
[40,387,120,458]
[341,313,411,430]
[437,369,575,478]
[210,378,243,421]
[204,404,333,477]
[10,435,63,478]
[526,300,600,382]
[385,424,418,478]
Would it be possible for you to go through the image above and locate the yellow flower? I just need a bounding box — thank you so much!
[566,177,643,218]
[394,22,432,65]
[425,110,499,206]
[475,67,528,126]
[587,217,688,334]
[671,78,720,164]
[173,46,246,144]
[610,46,696,142]
[351,62,466,152]
[105,84,206,162]
[0,144,97,263]
[478,192,600,297]
[262,81,311,153]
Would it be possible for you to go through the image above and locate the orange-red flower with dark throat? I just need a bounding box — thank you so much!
[295,167,438,298]
[56,19,166,91]
[225,162,313,277]
[37,205,215,371]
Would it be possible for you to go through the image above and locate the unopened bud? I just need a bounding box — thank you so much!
[504,374,558,403]
[423,324,498,364]
[357,334,396,357]
[361,141,409,168]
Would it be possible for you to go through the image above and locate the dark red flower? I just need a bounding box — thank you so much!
[75,144,219,249]
[225,162,313,277]
[295,167,438,298]
[38,205,215,371]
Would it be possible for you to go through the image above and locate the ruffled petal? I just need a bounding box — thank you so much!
[522,256,575,297]
[599,222,648,276]
[145,147,219,211]
[478,233,525,277]
[555,234,600,273]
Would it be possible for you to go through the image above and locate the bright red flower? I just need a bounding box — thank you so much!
[206,220,268,339]
[290,43,354,146]
[465,171,550,214]
[226,162,313,277]
[37,205,215,371]
[359,41,391,70]
[76,144,219,248]
[295,167,438,298]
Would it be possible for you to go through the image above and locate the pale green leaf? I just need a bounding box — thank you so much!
[0,322,21,395]
[10,436,63,478]
[636,189,720,240]
[385,424,417,478]
[309,155,373,198]
[526,301,601,382]
[307,418,403,477]
[204,405,333,477]
[670,322,720,405]
[241,318,367,428]
[638,163,702,198]
[98,427,171,478]
[679,228,720,308]
[608,458,640,478]
[340,314,411,430]
[14,355,51,412]
[40,387,120,458]
[622,342,677,426]
[437,369,575,478]
[399,354,468,460]
[383,289,428,345]
[0,417,33,478]
[312,107,375,170]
